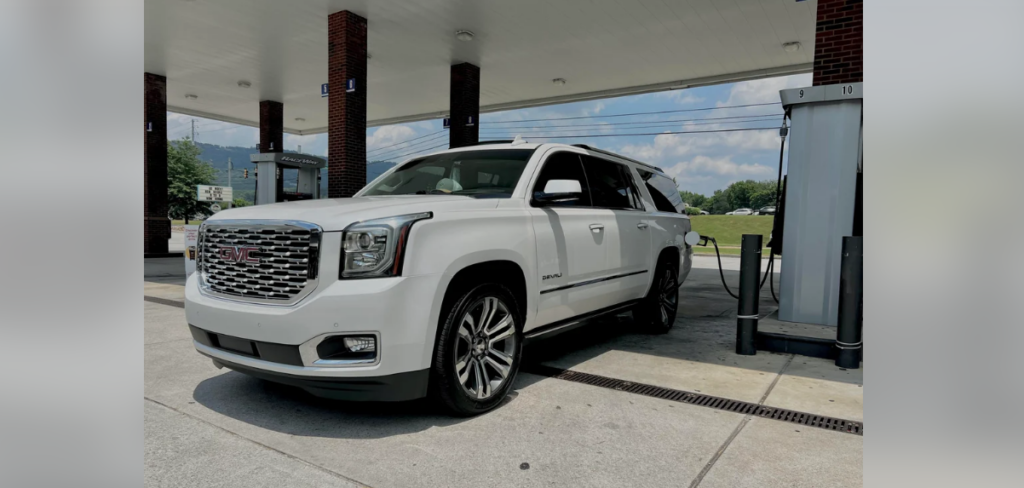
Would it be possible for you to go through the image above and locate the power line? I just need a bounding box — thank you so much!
[477,112,783,130]
[368,129,447,154]
[478,116,783,134]
[478,126,780,140]
[480,102,781,124]
[385,142,448,160]
[371,133,449,160]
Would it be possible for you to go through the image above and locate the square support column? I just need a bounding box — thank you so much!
[449,63,480,148]
[259,100,283,153]
[260,100,284,200]
[327,10,367,198]
[144,72,170,254]
[813,0,863,86]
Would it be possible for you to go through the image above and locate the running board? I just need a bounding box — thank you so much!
[524,299,640,342]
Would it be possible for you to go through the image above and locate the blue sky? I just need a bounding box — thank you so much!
[167,73,810,196]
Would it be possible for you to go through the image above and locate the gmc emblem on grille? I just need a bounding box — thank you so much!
[219,246,260,264]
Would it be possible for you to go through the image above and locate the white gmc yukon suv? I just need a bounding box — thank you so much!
[185,141,696,415]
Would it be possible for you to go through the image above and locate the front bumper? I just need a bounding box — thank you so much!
[184,267,444,388]
[208,351,429,401]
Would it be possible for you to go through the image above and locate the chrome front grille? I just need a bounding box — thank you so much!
[198,220,322,305]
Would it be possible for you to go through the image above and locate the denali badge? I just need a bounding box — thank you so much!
[219,246,260,264]
[542,273,562,281]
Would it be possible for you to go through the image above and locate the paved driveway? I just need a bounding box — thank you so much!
[144,258,861,488]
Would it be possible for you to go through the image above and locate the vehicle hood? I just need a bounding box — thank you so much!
[204,195,499,231]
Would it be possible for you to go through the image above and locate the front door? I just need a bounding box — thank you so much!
[529,151,614,327]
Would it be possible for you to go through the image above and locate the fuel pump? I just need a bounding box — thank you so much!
[249,152,326,205]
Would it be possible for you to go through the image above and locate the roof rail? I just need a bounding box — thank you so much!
[459,139,514,147]
[572,144,664,172]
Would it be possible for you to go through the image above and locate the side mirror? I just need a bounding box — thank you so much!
[533,179,583,206]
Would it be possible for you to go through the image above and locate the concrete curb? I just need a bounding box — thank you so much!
[693,251,778,260]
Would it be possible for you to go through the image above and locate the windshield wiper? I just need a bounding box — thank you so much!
[413,189,453,195]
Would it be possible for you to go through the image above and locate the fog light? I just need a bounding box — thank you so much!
[343,336,375,353]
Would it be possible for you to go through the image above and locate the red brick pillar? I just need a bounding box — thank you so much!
[260,100,284,199]
[813,0,863,86]
[144,73,170,255]
[327,10,367,198]
[449,63,480,148]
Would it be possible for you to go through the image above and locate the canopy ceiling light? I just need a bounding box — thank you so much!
[552,78,567,86]
[455,30,475,42]
[237,80,251,88]
[184,94,198,100]
[783,41,801,53]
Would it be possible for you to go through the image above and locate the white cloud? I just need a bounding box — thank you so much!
[719,73,811,106]
[655,91,706,105]
[664,155,774,181]
[366,125,417,151]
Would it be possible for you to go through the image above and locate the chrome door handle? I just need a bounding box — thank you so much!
[589,224,604,233]
[637,222,649,229]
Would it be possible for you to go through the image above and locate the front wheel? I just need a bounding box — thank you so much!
[431,284,523,416]
[635,255,679,334]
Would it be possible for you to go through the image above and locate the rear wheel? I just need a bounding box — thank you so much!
[635,255,679,333]
[431,283,522,416]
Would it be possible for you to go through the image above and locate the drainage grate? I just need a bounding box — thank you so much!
[525,364,862,436]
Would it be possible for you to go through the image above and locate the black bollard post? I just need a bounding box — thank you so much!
[835,236,863,368]
[736,234,762,355]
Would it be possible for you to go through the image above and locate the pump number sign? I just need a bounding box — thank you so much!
[197,185,232,202]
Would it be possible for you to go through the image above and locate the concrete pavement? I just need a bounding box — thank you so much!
[144,256,861,487]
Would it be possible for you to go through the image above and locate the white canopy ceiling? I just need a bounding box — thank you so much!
[145,0,815,134]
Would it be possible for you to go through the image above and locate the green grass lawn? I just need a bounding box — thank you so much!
[171,220,204,226]
[688,215,775,246]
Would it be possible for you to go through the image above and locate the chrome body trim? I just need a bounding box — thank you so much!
[539,269,648,295]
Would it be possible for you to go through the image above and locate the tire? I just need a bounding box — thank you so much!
[635,254,680,334]
[431,283,523,416]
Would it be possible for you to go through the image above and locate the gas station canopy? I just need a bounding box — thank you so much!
[144,0,815,134]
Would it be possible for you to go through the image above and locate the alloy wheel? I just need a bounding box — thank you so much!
[658,268,678,326]
[455,296,517,400]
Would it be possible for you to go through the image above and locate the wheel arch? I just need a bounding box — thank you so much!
[422,251,533,367]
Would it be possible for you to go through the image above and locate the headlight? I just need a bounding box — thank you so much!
[340,212,432,278]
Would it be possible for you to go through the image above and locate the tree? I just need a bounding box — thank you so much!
[750,189,776,210]
[678,190,707,209]
[232,197,250,208]
[707,190,731,215]
[167,138,216,224]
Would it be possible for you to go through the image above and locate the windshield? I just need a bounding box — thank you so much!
[361,149,536,197]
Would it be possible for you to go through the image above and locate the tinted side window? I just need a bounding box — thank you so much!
[581,156,643,210]
[638,169,685,213]
[532,152,592,207]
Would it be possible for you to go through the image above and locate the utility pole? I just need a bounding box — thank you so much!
[191,119,196,141]
[226,157,232,209]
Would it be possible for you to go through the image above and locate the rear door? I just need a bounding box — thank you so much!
[637,168,691,283]
[580,156,653,305]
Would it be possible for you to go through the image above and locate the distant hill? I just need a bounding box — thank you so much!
[193,142,396,203]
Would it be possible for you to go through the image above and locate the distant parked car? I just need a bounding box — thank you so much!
[729,208,753,216]
[758,206,776,215]
[700,210,709,215]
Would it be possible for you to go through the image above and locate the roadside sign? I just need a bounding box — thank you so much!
[184,225,199,278]
[197,185,232,202]
[321,83,329,97]
[210,203,222,212]
[443,118,450,129]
